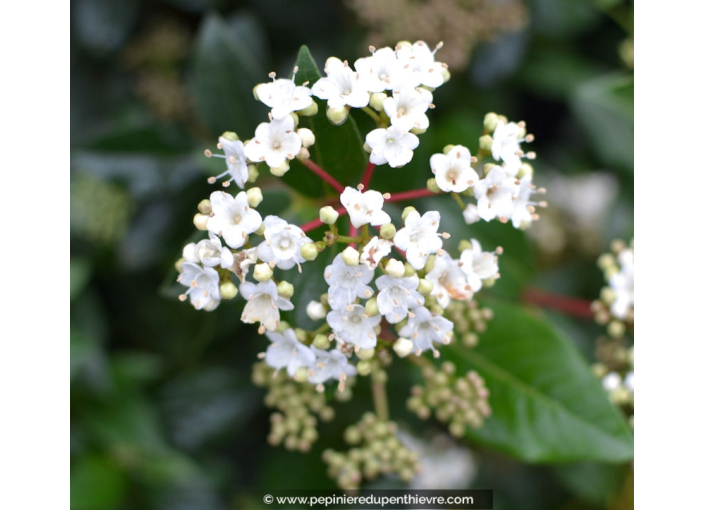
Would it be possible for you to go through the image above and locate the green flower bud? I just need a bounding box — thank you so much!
[294,366,309,382]
[294,328,307,342]
[344,426,362,445]
[403,262,416,278]
[193,213,209,231]
[277,281,294,299]
[462,332,478,347]
[364,297,379,317]
[607,320,626,338]
[458,240,473,252]
[253,84,263,100]
[411,126,427,135]
[516,163,533,179]
[430,304,444,316]
[290,113,299,127]
[175,257,185,273]
[481,162,495,178]
[482,277,496,288]
[483,112,499,133]
[301,242,319,261]
[441,68,451,83]
[298,101,318,117]
[479,134,493,152]
[341,246,360,266]
[443,144,455,155]
[197,199,212,214]
[246,187,263,207]
[255,223,266,236]
[369,92,386,111]
[297,128,315,148]
[380,223,396,240]
[327,106,349,125]
[356,360,372,376]
[276,321,291,333]
[357,347,375,360]
[424,254,436,272]
[248,164,259,183]
[253,263,273,282]
[270,162,290,177]
[401,206,417,222]
[385,259,405,278]
[417,278,433,295]
[221,131,239,141]
[219,281,238,300]
[363,142,372,153]
[313,334,331,350]
[600,287,616,305]
[426,178,440,193]
[320,206,339,225]
[396,41,413,51]
[296,147,310,161]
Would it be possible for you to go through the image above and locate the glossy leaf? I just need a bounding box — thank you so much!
[448,301,633,462]
[283,46,367,198]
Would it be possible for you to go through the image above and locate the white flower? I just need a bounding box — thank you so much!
[398,306,453,355]
[430,145,479,193]
[340,187,391,228]
[324,253,375,310]
[244,116,302,169]
[383,87,433,132]
[326,304,382,349]
[360,236,393,270]
[602,372,622,392]
[240,280,294,333]
[365,125,419,168]
[206,191,263,249]
[393,210,444,269]
[354,47,403,92]
[177,262,221,311]
[395,41,446,89]
[264,328,316,376]
[459,239,499,292]
[209,136,249,188]
[257,216,313,270]
[376,274,424,323]
[232,247,259,281]
[609,248,634,319]
[624,372,634,392]
[308,348,357,384]
[491,121,522,163]
[306,300,327,321]
[425,252,473,308]
[473,167,517,222]
[256,77,313,120]
[511,175,537,229]
[462,204,481,225]
[183,234,235,269]
[312,57,370,109]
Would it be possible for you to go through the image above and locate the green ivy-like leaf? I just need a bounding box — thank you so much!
[447,301,633,463]
[283,46,367,198]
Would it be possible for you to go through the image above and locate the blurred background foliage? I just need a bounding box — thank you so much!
[70,0,633,508]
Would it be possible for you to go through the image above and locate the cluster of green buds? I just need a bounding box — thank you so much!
[407,361,491,437]
[70,173,132,246]
[252,361,353,452]
[444,298,494,348]
[322,412,421,490]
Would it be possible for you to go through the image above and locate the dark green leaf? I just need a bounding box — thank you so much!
[552,462,627,504]
[283,46,368,198]
[71,257,92,301]
[448,301,633,462]
[70,455,128,510]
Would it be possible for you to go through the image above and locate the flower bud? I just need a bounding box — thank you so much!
[320,206,339,224]
[357,348,375,361]
[255,223,266,236]
[270,162,290,177]
[607,320,626,338]
[253,263,273,282]
[356,360,372,376]
[404,262,416,278]
[294,367,310,382]
[370,92,386,111]
[301,242,319,261]
[401,206,417,222]
[306,300,327,321]
[516,163,533,179]
[481,163,496,178]
[365,297,379,317]
[297,128,315,148]
[380,223,396,240]
[193,213,209,231]
[295,328,307,342]
[396,41,413,51]
[219,281,238,299]
[277,321,291,333]
[482,277,496,288]
[248,164,259,183]
[363,142,372,153]
[600,287,616,305]
[424,254,436,272]
[253,84,263,100]
[411,126,427,135]
[483,112,499,133]
[198,199,212,214]
[326,106,349,125]
[441,68,451,83]
[417,278,433,295]
[297,101,318,117]
[393,338,414,358]
[246,187,263,207]
[313,334,331,350]
[175,257,185,273]
[442,144,455,155]
[341,246,360,266]
[385,259,405,278]
[479,134,493,152]
[290,113,299,127]
[430,304,444,316]
[296,147,310,161]
[426,178,440,193]
[277,281,294,299]
[221,131,239,141]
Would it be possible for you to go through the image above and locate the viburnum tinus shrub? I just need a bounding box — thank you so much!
[175,41,546,489]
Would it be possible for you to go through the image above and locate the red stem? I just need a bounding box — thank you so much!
[386,188,436,202]
[360,161,376,189]
[300,206,348,233]
[301,159,345,194]
[523,288,594,319]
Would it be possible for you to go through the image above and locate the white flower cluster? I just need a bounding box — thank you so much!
[311,41,449,168]
[608,247,634,320]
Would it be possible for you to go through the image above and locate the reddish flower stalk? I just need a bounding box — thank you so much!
[301,159,345,193]
[300,206,348,233]
[523,288,594,319]
[360,161,376,189]
[386,188,437,203]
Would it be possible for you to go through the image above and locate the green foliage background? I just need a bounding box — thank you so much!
[71,0,634,508]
